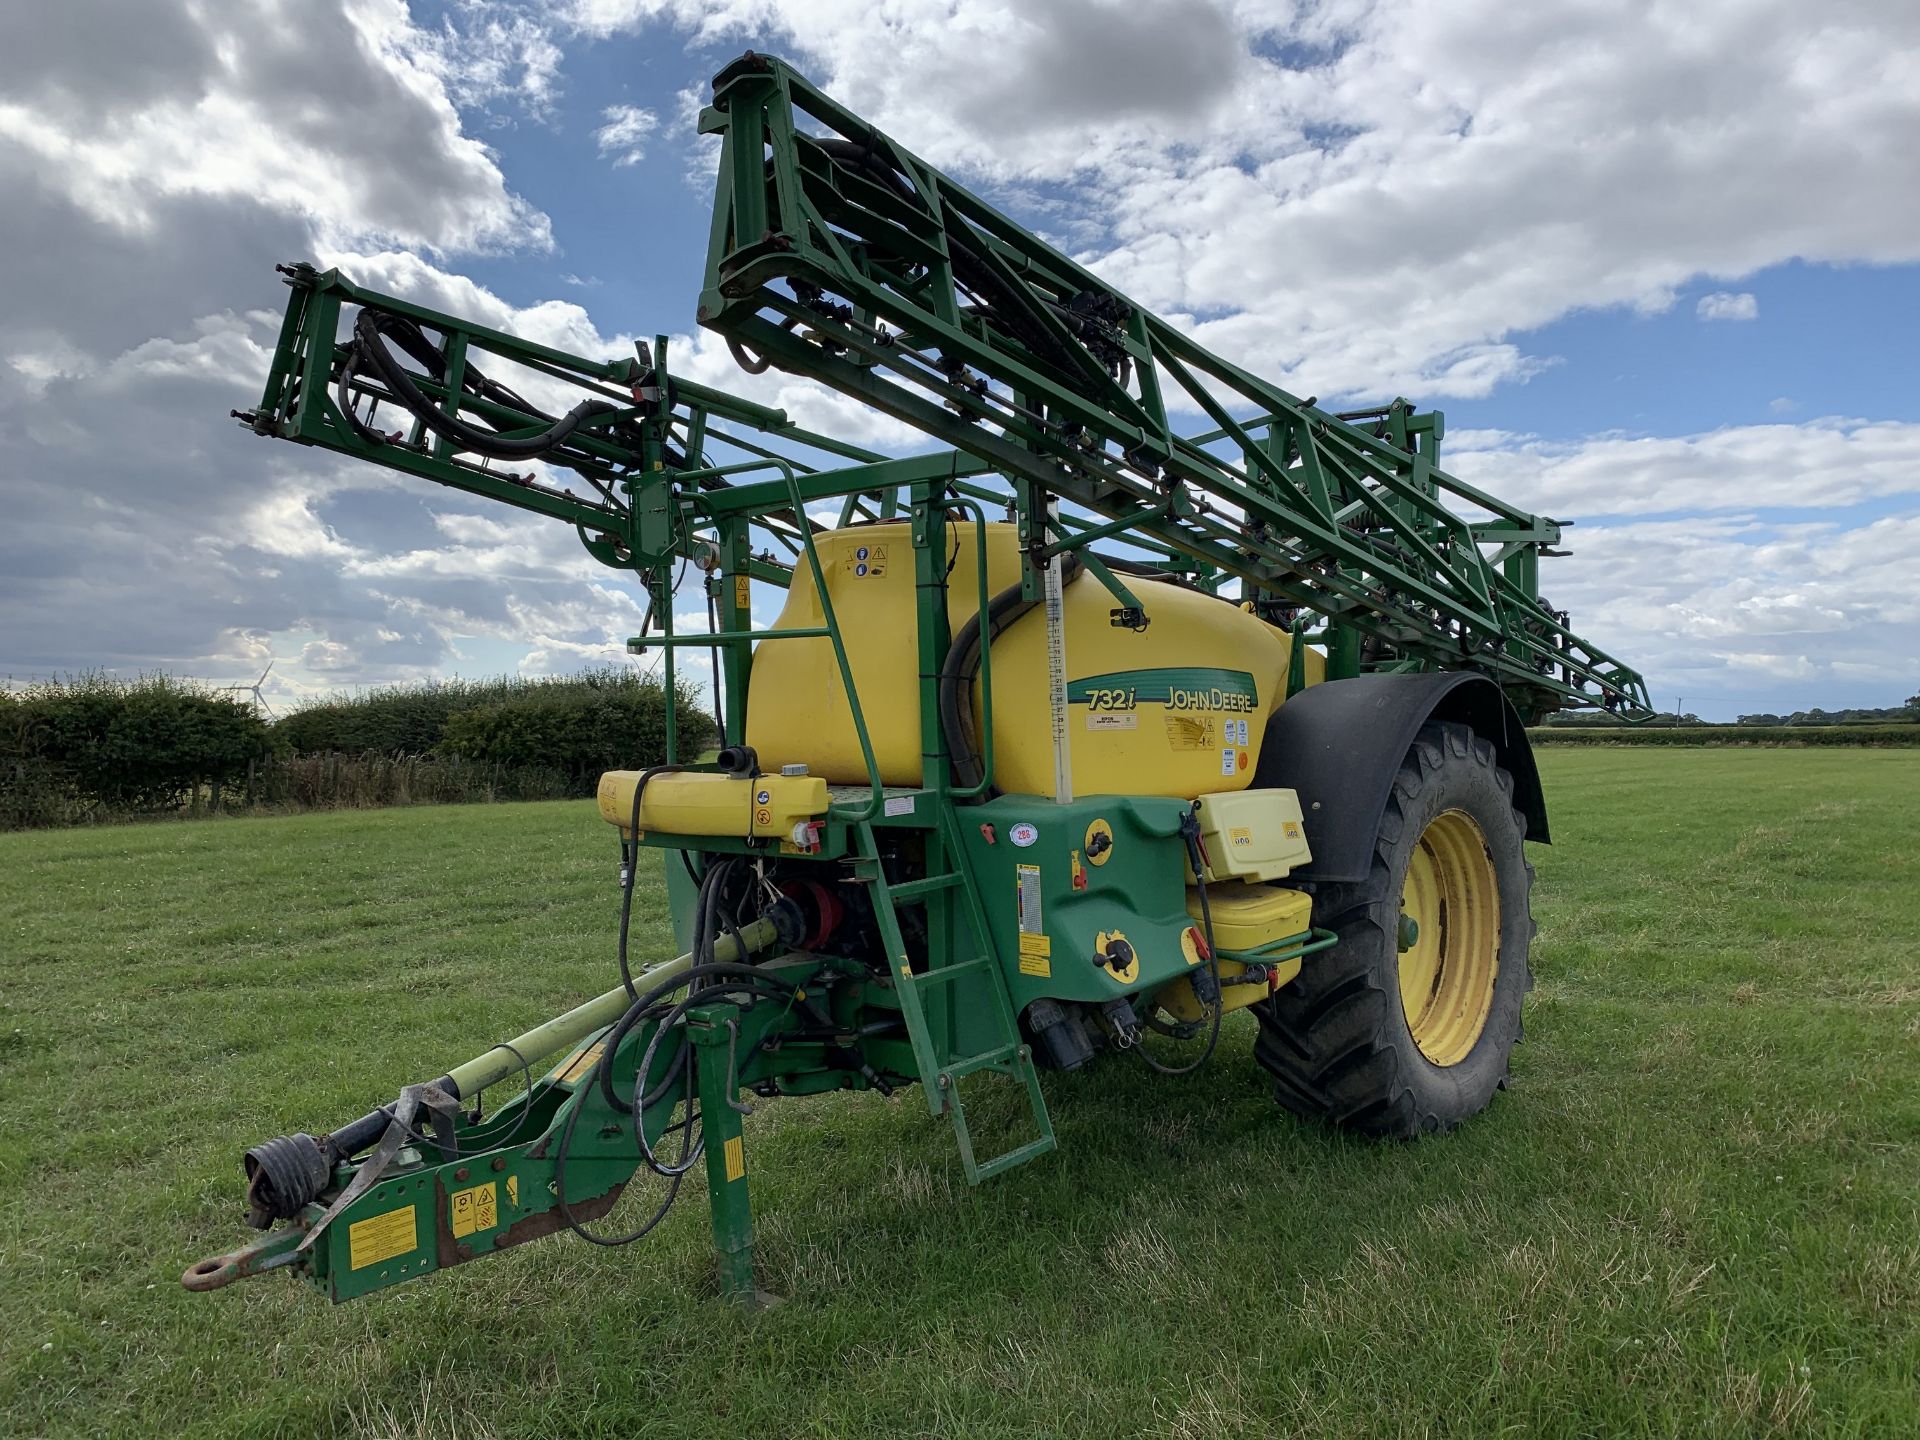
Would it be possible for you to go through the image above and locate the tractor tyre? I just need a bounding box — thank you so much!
[1251,720,1535,1137]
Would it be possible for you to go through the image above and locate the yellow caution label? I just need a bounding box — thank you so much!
[348,1205,417,1271]
[1018,931,1052,978]
[1229,826,1254,848]
[723,1134,746,1183]
[507,1175,519,1208]
[734,574,751,612]
[449,1182,498,1239]
[1165,714,1218,751]
[554,1041,604,1085]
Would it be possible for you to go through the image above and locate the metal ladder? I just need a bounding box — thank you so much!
[852,816,1056,1182]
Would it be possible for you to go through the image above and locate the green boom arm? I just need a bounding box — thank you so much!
[693,53,1650,721]
[238,261,902,579]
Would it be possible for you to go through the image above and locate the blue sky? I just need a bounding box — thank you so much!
[2,0,1916,721]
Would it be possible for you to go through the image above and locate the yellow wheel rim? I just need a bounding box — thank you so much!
[1397,809,1501,1067]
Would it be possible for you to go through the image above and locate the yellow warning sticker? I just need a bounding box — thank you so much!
[348,1205,417,1271]
[1165,714,1218,750]
[449,1182,498,1239]
[734,574,751,612]
[1229,826,1254,848]
[506,1175,519,1208]
[554,1041,604,1085]
[723,1134,746,1183]
[1018,931,1052,978]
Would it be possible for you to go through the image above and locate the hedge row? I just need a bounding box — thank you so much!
[1528,724,1920,747]
[1,668,716,829]
[1,675,272,828]
[244,751,576,810]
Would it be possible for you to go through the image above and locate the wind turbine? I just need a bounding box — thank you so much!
[222,660,277,717]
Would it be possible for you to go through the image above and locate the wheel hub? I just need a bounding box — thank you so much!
[1397,809,1501,1066]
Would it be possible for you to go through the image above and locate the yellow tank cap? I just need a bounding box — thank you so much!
[597,770,828,842]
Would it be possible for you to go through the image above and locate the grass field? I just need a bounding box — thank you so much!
[2,750,1917,1438]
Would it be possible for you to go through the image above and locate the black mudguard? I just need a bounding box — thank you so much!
[1252,672,1548,885]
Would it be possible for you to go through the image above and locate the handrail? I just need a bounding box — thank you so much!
[944,499,998,800]
[774,460,887,822]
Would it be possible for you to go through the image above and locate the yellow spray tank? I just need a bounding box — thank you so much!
[744,521,1323,799]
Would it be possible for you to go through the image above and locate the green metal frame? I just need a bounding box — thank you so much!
[692,53,1650,722]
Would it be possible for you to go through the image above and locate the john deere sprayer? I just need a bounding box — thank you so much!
[186,54,1650,1305]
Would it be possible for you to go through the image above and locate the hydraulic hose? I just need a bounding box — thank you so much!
[812,140,1078,379]
[937,552,1084,797]
[1136,807,1224,1076]
[347,309,623,460]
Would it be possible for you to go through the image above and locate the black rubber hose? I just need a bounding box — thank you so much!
[812,140,1074,377]
[937,552,1084,797]
[617,766,684,999]
[552,1045,689,1247]
[1136,809,1224,1076]
[596,960,803,1118]
[351,309,621,461]
[726,335,771,374]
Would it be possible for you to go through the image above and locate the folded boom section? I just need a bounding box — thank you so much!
[694,53,1649,720]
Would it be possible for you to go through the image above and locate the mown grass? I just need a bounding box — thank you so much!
[1,750,1916,1438]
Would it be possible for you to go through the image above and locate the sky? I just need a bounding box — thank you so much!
[1,0,1916,721]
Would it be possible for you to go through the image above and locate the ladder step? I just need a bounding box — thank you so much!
[970,1135,1058,1182]
[901,955,992,987]
[940,1044,1019,1082]
[886,871,964,902]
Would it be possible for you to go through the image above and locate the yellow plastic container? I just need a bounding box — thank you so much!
[597,770,828,843]
[1185,883,1313,953]
[1157,884,1315,1022]
[1191,788,1314,882]
[744,522,1324,799]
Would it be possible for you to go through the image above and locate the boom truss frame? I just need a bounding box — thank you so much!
[693,53,1650,720]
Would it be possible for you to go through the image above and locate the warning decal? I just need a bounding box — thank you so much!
[554,1041,605,1085]
[1165,714,1217,751]
[845,543,888,578]
[1018,930,1052,978]
[348,1206,417,1271]
[449,1182,498,1239]
[1017,864,1043,934]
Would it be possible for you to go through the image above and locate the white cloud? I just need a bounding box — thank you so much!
[0,0,551,259]
[559,0,1920,401]
[411,3,568,120]
[1544,512,1920,711]
[1449,417,1920,519]
[1451,416,1920,526]
[594,104,659,166]
[1696,291,1759,321]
